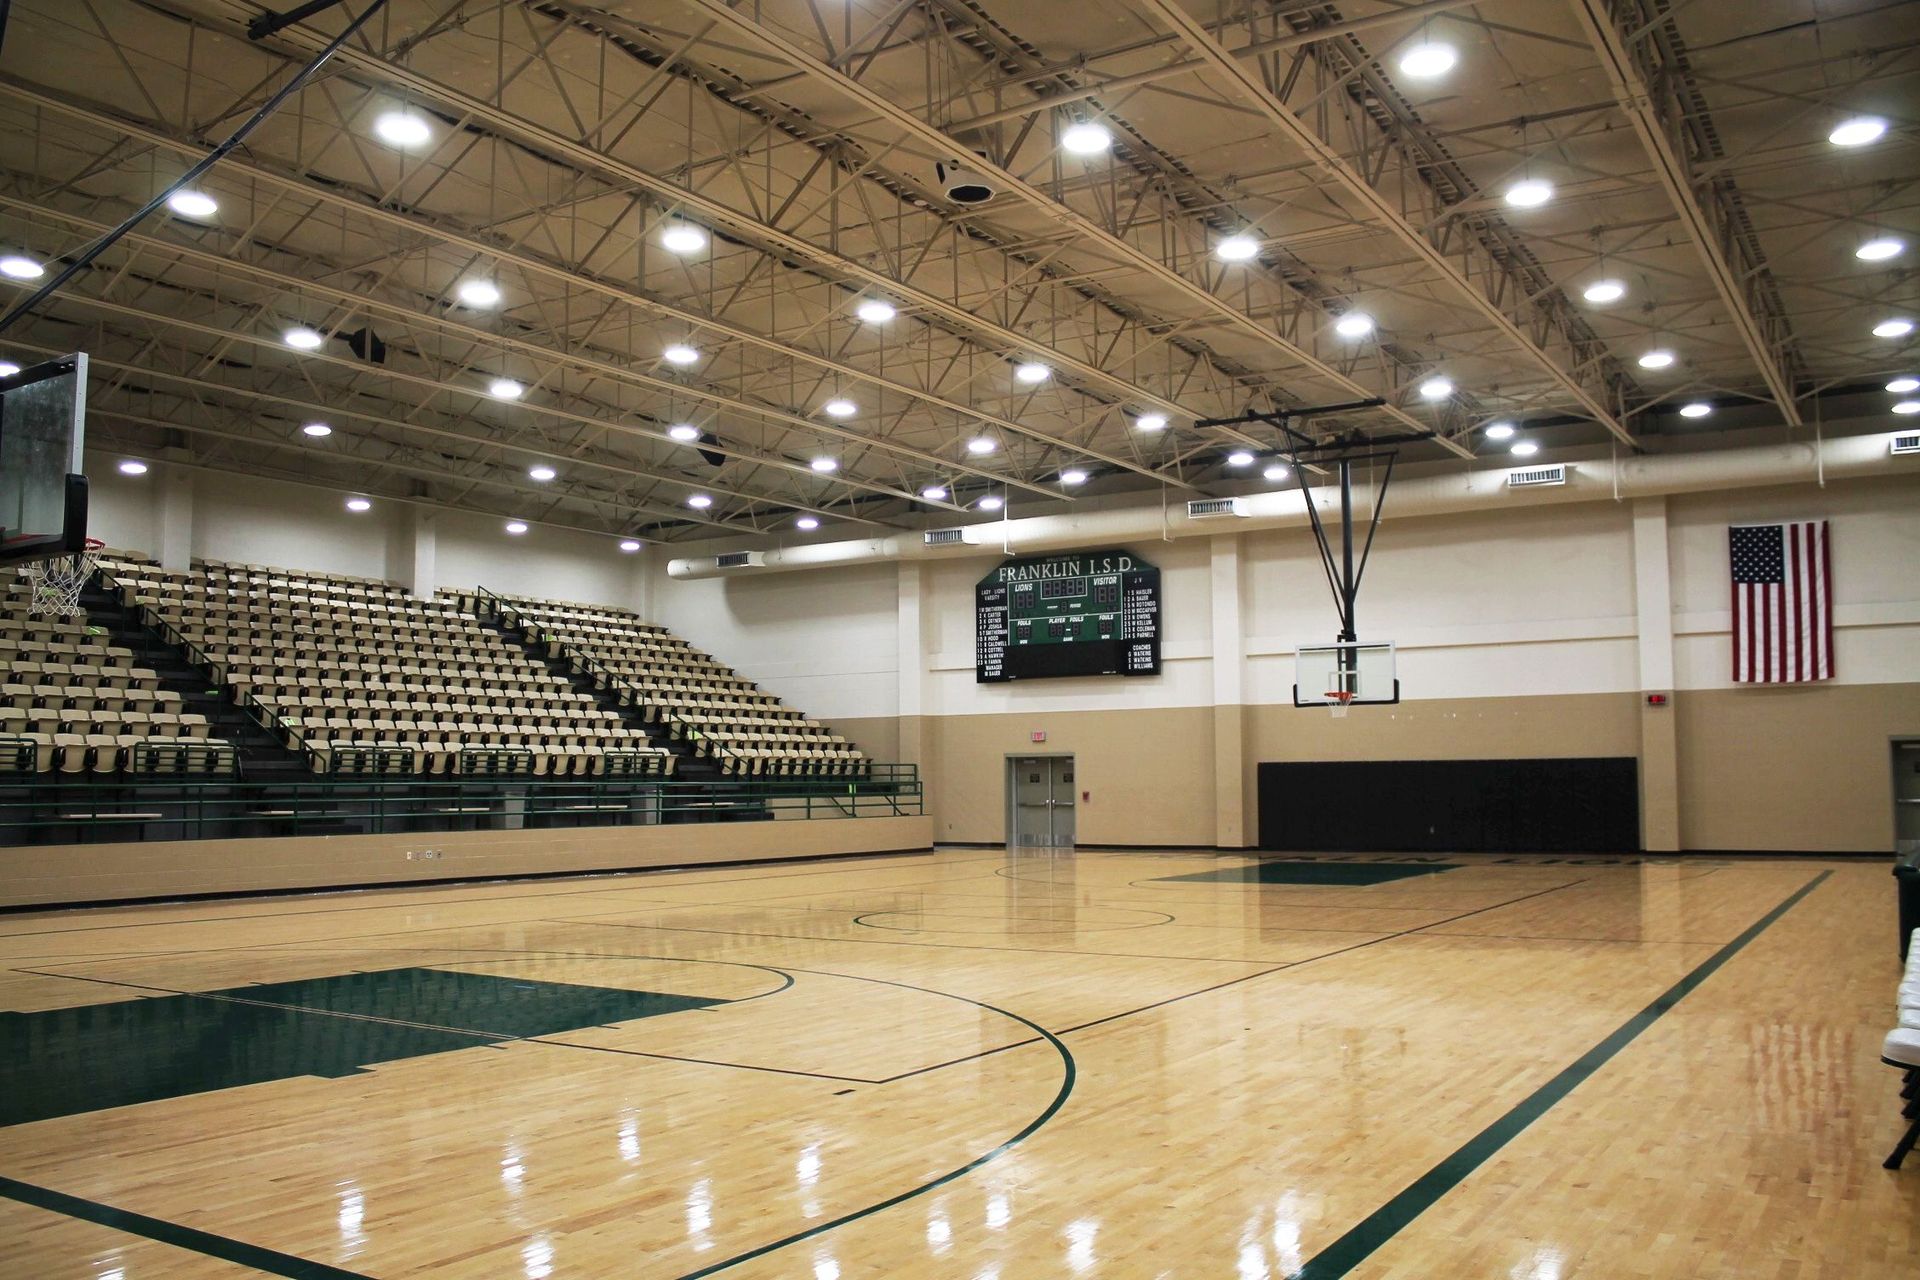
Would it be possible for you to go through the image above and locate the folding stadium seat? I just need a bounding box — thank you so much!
[87,734,121,773]
[55,733,89,774]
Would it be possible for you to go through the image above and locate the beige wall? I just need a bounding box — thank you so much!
[1676,682,1920,852]
[922,707,1220,845]
[0,815,933,908]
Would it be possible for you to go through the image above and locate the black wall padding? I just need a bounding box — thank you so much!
[1256,758,1640,853]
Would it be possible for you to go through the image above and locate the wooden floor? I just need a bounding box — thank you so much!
[2,848,1915,1278]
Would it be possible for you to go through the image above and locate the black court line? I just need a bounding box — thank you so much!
[1289,870,1832,1279]
[0,1175,373,1279]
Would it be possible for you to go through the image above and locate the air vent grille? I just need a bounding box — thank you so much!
[1892,432,1920,456]
[1187,497,1249,518]
[714,551,764,568]
[1507,465,1567,488]
[924,528,967,546]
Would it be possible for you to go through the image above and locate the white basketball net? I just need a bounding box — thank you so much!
[21,543,102,617]
[1326,691,1354,719]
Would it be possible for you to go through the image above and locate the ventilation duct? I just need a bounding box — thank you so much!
[669,434,1906,579]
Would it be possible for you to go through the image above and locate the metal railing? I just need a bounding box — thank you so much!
[0,765,921,846]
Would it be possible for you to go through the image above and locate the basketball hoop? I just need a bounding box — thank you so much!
[1325,690,1355,719]
[21,537,104,617]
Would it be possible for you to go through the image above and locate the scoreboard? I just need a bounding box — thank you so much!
[975,549,1161,683]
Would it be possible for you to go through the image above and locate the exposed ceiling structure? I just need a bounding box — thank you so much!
[0,0,1914,545]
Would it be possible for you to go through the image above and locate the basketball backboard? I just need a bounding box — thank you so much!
[1294,641,1398,707]
[0,353,89,566]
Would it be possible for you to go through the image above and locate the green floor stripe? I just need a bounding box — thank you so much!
[0,1175,372,1279]
[1293,870,1831,1279]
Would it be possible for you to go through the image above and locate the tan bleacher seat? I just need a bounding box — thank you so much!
[481,592,868,778]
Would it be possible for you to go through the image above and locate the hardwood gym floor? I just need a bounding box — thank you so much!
[1,849,1914,1278]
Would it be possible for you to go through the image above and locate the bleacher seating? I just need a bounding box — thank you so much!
[0,560,234,775]
[100,558,671,777]
[1884,929,1920,1170]
[478,593,867,777]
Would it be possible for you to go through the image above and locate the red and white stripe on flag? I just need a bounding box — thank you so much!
[1729,520,1832,684]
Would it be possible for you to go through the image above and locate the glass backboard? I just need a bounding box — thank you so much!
[0,353,89,566]
[1293,641,1398,707]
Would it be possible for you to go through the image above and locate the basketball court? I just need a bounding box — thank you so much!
[3,0,1920,1275]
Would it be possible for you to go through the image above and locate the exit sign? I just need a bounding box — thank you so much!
[1030,730,1047,742]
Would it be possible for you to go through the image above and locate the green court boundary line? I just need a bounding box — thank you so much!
[1292,869,1832,1279]
[0,1175,374,1279]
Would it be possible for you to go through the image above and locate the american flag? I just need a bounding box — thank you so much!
[1730,521,1832,683]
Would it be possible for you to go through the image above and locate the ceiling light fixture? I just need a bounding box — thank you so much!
[301,422,333,438]
[619,539,642,553]
[283,326,324,350]
[1856,236,1906,262]
[1873,318,1915,339]
[660,223,708,254]
[821,398,857,418]
[1893,400,1920,415]
[372,111,433,149]
[977,495,1004,512]
[687,494,712,509]
[1637,349,1676,369]
[1061,121,1113,156]
[1226,450,1255,467]
[1679,401,1712,419]
[810,457,839,473]
[796,516,820,530]
[1059,468,1088,485]
[528,465,556,482]
[117,459,148,476]
[0,254,44,280]
[1214,233,1260,262]
[0,362,19,377]
[166,190,219,220]
[1418,376,1454,400]
[855,299,897,324]
[1133,413,1168,431]
[1510,441,1540,457]
[1887,376,1920,394]
[1263,463,1289,481]
[1582,279,1626,304]
[1014,361,1051,384]
[662,343,701,365]
[921,484,948,501]
[966,436,997,455]
[1505,178,1553,208]
[1335,312,1375,338]
[504,521,529,535]
[668,423,702,442]
[1483,421,1516,440]
[488,377,524,399]
[345,496,371,512]
[1399,41,1458,79]
[1828,115,1888,148]
[456,279,502,307]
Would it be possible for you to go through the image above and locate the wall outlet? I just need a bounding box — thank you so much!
[406,848,444,861]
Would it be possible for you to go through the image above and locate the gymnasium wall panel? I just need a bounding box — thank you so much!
[433,508,641,609]
[649,558,901,723]
[191,471,402,581]
[921,706,1220,845]
[1675,681,1920,852]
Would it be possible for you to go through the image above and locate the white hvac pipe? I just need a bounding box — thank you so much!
[668,434,1904,579]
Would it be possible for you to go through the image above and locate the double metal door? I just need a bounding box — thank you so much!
[1011,755,1075,848]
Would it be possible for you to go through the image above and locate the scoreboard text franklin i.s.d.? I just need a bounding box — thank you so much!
[975,550,1160,683]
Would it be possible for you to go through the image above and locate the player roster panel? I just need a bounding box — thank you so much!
[974,549,1161,683]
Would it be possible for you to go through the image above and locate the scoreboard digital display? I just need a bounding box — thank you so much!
[975,550,1160,683]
